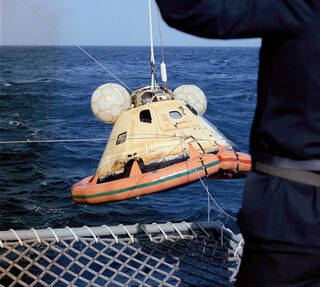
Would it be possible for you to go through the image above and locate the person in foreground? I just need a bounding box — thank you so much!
[156,1,320,286]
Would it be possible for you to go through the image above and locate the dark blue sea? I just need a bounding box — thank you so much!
[0,46,259,232]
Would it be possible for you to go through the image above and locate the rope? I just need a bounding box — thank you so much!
[187,142,237,222]
[153,223,168,240]
[120,224,135,243]
[194,160,236,221]
[0,134,197,145]
[220,224,224,247]
[47,227,60,243]
[140,224,153,242]
[234,238,244,258]
[65,227,79,242]
[182,221,197,239]
[0,138,108,144]
[168,222,184,240]
[108,134,186,141]
[9,229,23,246]
[156,5,165,64]
[193,222,210,238]
[102,225,119,243]
[20,0,132,92]
[83,226,99,243]
[31,228,41,244]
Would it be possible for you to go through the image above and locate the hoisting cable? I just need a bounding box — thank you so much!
[20,0,132,92]
[156,6,165,65]
[156,5,169,91]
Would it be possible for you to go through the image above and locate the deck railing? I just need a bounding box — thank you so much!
[0,221,243,287]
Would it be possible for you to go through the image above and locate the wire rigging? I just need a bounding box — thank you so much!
[156,4,169,90]
[186,141,237,222]
[156,6,165,64]
[0,138,108,144]
[20,0,132,92]
[0,134,220,145]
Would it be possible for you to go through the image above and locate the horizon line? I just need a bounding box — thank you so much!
[0,44,261,48]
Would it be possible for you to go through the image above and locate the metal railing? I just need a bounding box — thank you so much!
[0,221,243,287]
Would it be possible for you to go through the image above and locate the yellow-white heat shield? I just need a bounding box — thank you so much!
[173,85,207,115]
[91,83,131,124]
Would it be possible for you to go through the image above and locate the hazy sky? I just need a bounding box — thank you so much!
[1,0,261,47]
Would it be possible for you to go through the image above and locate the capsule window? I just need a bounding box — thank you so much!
[140,109,152,123]
[169,111,182,119]
[116,132,127,145]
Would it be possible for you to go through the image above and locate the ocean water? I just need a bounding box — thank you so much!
[0,46,259,232]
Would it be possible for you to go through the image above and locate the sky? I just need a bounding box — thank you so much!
[1,0,261,47]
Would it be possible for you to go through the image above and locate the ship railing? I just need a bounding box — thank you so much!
[0,221,243,287]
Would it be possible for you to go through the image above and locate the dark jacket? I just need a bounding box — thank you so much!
[156,0,320,161]
[156,0,320,246]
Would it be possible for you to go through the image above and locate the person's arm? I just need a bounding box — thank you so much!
[156,0,313,39]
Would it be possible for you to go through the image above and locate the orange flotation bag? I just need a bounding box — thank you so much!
[216,147,251,173]
[71,144,221,204]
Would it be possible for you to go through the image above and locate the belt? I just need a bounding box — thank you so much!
[252,153,320,187]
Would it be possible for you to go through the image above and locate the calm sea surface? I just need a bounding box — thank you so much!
[0,46,259,231]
